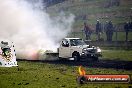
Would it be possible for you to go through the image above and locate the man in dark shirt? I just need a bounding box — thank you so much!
[106,21,114,42]
[83,22,91,40]
[96,20,102,41]
[124,22,129,41]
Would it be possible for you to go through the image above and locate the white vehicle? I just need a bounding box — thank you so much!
[58,38,102,61]
[0,41,18,67]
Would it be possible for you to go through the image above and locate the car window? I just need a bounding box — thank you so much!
[61,39,69,47]
[70,39,86,46]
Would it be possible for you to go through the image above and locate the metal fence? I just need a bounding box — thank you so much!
[68,31,132,42]
[67,31,132,48]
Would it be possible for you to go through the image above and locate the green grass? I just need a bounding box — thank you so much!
[0,61,132,88]
[47,0,132,30]
[102,50,132,61]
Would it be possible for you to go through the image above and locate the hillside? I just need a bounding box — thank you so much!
[46,0,132,32]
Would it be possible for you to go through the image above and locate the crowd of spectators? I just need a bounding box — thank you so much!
[83,20,132,42]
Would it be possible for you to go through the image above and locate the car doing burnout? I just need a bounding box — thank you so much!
[58,38,102,61]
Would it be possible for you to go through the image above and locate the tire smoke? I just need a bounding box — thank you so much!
[0,0,74,60]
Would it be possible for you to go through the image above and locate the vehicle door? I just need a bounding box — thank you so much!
[59,39,71,58]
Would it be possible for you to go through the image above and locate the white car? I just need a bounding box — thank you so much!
[58,38,102,61]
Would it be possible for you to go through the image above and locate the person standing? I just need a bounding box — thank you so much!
[83,22,91,40]
[106,21,114,42]
[96,20,102,41]
[129,21,132,31]
[104,21,108,41]
[124,22,129,41]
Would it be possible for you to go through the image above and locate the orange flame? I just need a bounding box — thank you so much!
[78,66,86,76]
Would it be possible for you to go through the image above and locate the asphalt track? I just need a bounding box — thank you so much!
[17,58,132,70]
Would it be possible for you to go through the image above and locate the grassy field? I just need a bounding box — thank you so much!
[102,49,132,61]
[47,0,132,32]
[0,61,132,88]
[47,0,132,44]
[1,1,132,87]
[0,49,132,88]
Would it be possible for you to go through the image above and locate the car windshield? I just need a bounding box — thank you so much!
[70,39,86,46]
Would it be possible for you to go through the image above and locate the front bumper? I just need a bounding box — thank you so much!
[81,53,102,59]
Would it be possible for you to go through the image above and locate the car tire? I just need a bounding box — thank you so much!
[92,57,99,61]
[72,53,80,62]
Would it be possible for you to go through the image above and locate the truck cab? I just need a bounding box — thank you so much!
[59,38,102,61]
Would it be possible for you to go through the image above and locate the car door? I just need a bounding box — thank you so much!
[59,39,71,58]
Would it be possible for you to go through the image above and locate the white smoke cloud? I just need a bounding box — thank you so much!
[0,0,74,59]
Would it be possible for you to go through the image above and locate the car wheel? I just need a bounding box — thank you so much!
[73,54,80,62]
[93,57,98,61]
[58,57,63,60]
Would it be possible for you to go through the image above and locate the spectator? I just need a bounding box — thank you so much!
[96,20,102,41]
[129,21,132,31]
[104,21,108,31]
[83,22,91,40]
[124,22,129,41]
[106,21,114,42]
[104,21,109,41]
